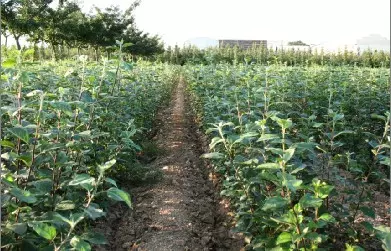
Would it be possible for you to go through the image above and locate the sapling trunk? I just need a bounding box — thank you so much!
[111,44,123,96]
[78,57,86,101]
[263,70,269,119]
[25,93,44,187]
[15,83,22,184]
[87,59,107,130]
[352,186,365,223]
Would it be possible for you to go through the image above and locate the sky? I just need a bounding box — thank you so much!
[79,0,391,47]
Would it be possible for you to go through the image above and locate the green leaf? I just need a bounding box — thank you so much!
[276,232,292,245]
[290,166,305,174]
[345,243,365,251]
[2,58,16,68]
[283,175,303,192]
[7,127,30,144]
[374,225,391,251]
[56,151,68,164]
[105,178,117,187]
[262,196,288,211]
[299,194,323,209]
[17,154,32,167]
[26,90,43,97]
[306,232,322,242]
[80,91,94,103]
[359,206,376,219]
[6,223,27,235]
[257,134,280,142]
[205,127,218,134]
[81,231,108,245]
[69,213,85,228]
[122,42,133,48]
[380,157,390,166]
[78,130,91,138]
[201,152,225,159]
[10,187,37,204]
[49,101,72,112]
[17,154,33,167]
[0,140,15,148]
[209,137,225,150]
[239,158,259,165]
[318,213,335,223]
[98,159,116,174]
[360,221,374,232]
[52,212,71,224]
[55,200,76,211]
[257,163,280,169]
[69,174,95,187]
[81,182,94,192]
[121,61,133,70]
[32,222,56,240]
[32,179,53,194]
[2,173,16,187]
[371,114,387,121]
[333,113,344,121]
[377,144,391,149]
[234,132,259,144]
[1,152,19,161]
[282,148,295,162]
[312,122,324,128]
[107,188,132,208]
[70,236,91,251]
[333,130,354,139]
[273,117,293,129]
[266,147,284,156]
[317,184,334,198]
[84,204,106,220]
[293,142,317,152]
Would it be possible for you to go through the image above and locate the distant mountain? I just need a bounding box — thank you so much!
[183,37,218,49]
[357,34,390,51]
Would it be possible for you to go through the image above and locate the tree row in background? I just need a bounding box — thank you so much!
[158,45,390,68]
[1,0,389,67]
[1,0,164,60]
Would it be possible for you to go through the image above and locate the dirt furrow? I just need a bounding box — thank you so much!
[95,79,243,251]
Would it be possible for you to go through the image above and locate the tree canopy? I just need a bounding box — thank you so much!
[287,40,309,46]
[1,0,164,58]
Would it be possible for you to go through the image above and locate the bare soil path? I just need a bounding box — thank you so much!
[96,79,243,250]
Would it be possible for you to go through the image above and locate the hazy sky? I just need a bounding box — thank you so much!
[79,0,390,46]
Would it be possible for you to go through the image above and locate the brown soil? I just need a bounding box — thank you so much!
[95,79,244,250]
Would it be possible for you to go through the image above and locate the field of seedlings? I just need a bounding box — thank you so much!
[1,0,390,249]
[0,46,180,250]
[184,64,390,250]
[1,49,390,250]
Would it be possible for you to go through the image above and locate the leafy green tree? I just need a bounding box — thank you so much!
[1,0,166,59]
[40,2,83,59]
[1,0,51,49]
[86,6,130,58]
[122,26,164,57]
[288,40,309,46]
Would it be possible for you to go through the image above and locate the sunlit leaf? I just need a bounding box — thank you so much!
[262,196,288,211]
[10,187,37,204]
[98,159,116,174]
[70,236,91,251]
[7,127,30,144]
[107,188,132,208]
[201,152,225,159]
[31,222,56,240]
